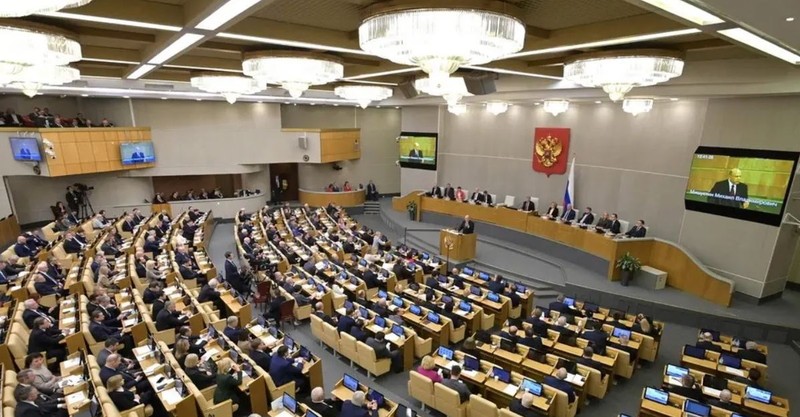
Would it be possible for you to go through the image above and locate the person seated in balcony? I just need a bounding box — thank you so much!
[100,118,114,127]
[343,181,353,192]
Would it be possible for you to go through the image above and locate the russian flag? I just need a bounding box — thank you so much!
[563,157,575,208]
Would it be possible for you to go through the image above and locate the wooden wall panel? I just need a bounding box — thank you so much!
[320,130,361,163]
[0,215,21,247]
[38,128,153,177]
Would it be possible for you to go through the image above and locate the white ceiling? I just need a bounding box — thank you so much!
[699,0,800,52]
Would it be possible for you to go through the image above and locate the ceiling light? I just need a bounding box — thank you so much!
[10,66,80,97]
[787,17,795,22]
[448,104,467,115]
[164,64,242,73]
[670,97,679,101]
[359,5,525,84]
[149,33,205,65]
[507,28,699,59]
[190,73,262,104]
[543,100,569,116]
[486,102,509,115]
[161,97,168,100]
[81,94,88,97]
[564,50,685,101]
[595,101,602,104]
[340,68,419,81]
[218,32,371,56]
[638,0,724,26]
[196,0,261,30]
[0,0,92,17]
[82,57,140,65]
[414,76,471,106]
[717,28,800,64]
[333,104,339,106]
[123,96,130,98]
[334,85,393,109]
[37,11,182,32]
[623,98,654,116]
[196,98,202,101]
[534,102,541,105]
[127,64,156,80]
[242,51,343,98]
[0,23,82,67]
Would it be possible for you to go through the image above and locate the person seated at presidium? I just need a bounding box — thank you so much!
[625,220,647,238]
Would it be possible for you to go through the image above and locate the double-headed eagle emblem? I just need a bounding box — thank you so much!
[535,134,562,167]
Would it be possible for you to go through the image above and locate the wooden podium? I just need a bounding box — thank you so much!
[439,229,477,262]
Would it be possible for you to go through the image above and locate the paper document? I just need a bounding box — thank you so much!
[503,384,519,396]
[62,317,76,326]
[721,366,745,377]
[445,361,459,370]
[702,387,721,398]
[62,358,81,369]
[565,373,584,385]
[385,333,400,343]
[144,364,161,375]
[369,325,383,333]
[462,369,477,378]
[455,310,468,316]
[66,391,86,404]
[160,388,183,405]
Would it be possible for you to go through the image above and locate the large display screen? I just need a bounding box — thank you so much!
[684,146,798,226]
[9,137,42,162]
[120,142,156,165]
[398,132,437,170]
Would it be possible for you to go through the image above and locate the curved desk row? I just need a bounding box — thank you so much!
[299,188,365,207]
[115,192,266,219]
[393,192,733,307]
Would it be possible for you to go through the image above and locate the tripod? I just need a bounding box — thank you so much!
[78,192,95,219]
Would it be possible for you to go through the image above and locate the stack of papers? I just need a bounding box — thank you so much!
[66,391,86,404]
[160,388,183,405]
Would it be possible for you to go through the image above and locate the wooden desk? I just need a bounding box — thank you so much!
[299,189,366,208]
[440,229,476,262]
[331,379,398,417]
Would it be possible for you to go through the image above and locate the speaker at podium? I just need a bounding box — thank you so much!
[440,229,476,262]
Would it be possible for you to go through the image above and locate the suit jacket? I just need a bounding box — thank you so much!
[456,220,475,234]
[577,212,595,225]
[430,186,442,198]
[365,337,392,359]
[122,221,135,232]
[156,309,187,331]
[269,355,303,386]
[64,239,83,254]
[543,375,575,402]
[706,398,742,413]
[509,399,538,417]
[197,285,221,303]
[23,308,55,329]
[341,400,378,417]
[89,320,121,341]
[626,226,646,238]
[442,378,471,403]
[608,220,621,234]
[408,149,423,159]
[213,371,242,404]
[108,390,139,411]
[15,243,33,257]
[308,400,338,417]
[223,326,241,341]
[28,327,65,354]
[519,336,543,350]
[34,282,58,296]
[737,348,766,364]
[443,187,455,199]
[709,180,749,208]
[350,326,368,342]
[669,385,703,402]
[186,366,216,390]
[546,207,559,218]
[179,265,200,280]
[15,402,47,417]
[101,243,120,257]
[582,330,608,355]
[143,241,161,256]
[561,209,576,222]
[250,349,272,372]
[696,341,722,352]
[337,315,356,334]
[520,200,535,212]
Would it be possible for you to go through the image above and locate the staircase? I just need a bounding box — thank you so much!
[363,200,381,215]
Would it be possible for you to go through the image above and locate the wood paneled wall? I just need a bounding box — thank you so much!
[320,129,361,163]
[152,174,241,199]
[0,215,20,248]
[41,128,154,176]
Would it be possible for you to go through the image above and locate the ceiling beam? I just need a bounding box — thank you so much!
[65,0,184,27]
[81,45,142,63]
[74,26,155,43]
[525,25,551,39]
[671,38,732,51]
[227,17,363,52]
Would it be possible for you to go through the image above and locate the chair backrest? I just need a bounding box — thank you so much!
[530,197,539,209]
[619,220,630,233]
[468,394,498,417]
[433,383,462,413]
[408,370,434,404]
[503,195,515,206]
[490,194,497,204]
[356,340,378,362]
[279,299,295,318]
[500,408,524,417]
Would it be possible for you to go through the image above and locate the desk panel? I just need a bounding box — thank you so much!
[299,189,365,207]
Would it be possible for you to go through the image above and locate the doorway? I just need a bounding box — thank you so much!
[269,163,299,202]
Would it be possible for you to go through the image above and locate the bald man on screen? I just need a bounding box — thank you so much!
[709,168,749,208]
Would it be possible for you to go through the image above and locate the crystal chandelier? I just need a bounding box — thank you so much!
[359,3,525,84]
[242,51,343,98]
[486,102,509,115]
[0,22,82,96]
[0,0,93,17]
[564,50,684,101]
[190,73,262,104]
[414,76,471,106]
[543,100,569,116]
[448,104,467,115]
[334,85,393,108]
[623,98,654,116]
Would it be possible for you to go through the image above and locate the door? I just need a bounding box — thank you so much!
[269,163,299,202]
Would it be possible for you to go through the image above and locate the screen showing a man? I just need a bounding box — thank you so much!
[708,168,749,208]
[9,137,42,162]
[408,143,423,161]
[398,133,437,170]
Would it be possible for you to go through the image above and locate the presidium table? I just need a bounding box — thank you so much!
[393,192,734,307]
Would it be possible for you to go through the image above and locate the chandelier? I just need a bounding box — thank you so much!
[564,50,684,101]
[359,2,526,84]
[334,85,393,108]
[623,98,654,116]
[486,102,508,115]
[242,51,343,98]
[190,73,262,104]
[543,100,569,116]
[0,0,93,17]
[448,104,467,115]
[414,76,471,106]
[0,22,82,97]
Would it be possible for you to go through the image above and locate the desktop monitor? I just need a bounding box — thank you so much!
[282,393,297,414]
[340,271,349,281]
[217,336,228,350]
[426,311,440,324]
[359,259,368,267]
[299,346,312,360]
[368,389,385,408]
[229,350,239,363]
[377,290,388,299]
[527,349,547,363]
[284,335,295,349]
[344,300,354,311]
[359,306,370,319]
[555,358,577,374]
[391,324,404,337]
[720,354,741,369]
[463,355,479,371]
[438,274,448,283]
[306,410,321,417]
[520,378,543,396]
[515,283,527,293]
[257,316,267,327]
[684,400,711,417]
[241,362,253,377]
[174,379,185,396]
[409,305,422,316]
[644,387,669,405]
[392,296,404,307]
[10,137,42,161]
[486,292,500,302]
[583,302,599,313]
[683,345,706,359]
[441,295,453,305]
[458,301,472,312]
[499,337,515,352]
[745,386,772,404]
[478,272,490,281]
[470,286,482,296]
[343,373,359,391]
[563,297,575,307]
[438,346,454,361]
[349,276,359,286]
[666,364,689,378]
[462,267,474,276]
[316,284,326,293]
[207,325,218,338]
[269,326,279,338]
[381,270,390,278]
[422,252,430,260]
[612,328,632,339]
[374,316,386,328]
[492,367,511,383]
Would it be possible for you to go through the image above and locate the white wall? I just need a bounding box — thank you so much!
[400,106,440,194]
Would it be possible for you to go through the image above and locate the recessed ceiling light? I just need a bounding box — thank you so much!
[376,105,381,108]
[123,96,130,99]
[786,17,795,22]
[81,94,89,97]
[149,33,205,65]
[127,64,156,80]
[284,101,289,104]
[594,101,602,104]
[395,106,400,109]
[534,102,541,105]
[195,0,262,31]
[258,101,263,103]
[310,103,316,106]
[670,97,679,101]
[161,97,168,100]
[36,11,182,32]
[196,99,202,101]
[333,104,339,106]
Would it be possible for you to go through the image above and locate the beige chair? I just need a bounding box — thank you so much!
[309,314,325,346]
[407,371,435,411]
[434,383,467,417]
[468,394,498,417]
[449,323,466,344]
[264,371,295,401]
[338,332,359,366]
[321,321,340,354]
[414,334,433,359]
[356,341,391,378]
[481,312,495,330]
[582,367,609,399]
[499,408,524,417]
[608,347,633,379]
[508,302,522,319]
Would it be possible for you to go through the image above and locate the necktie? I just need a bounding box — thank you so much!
[730,184,736,194]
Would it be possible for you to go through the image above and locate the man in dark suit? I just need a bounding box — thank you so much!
[62,232,84,254]
[499,325,519,344]
[249,339,273,371]
[155,301,188,331]
[14,236,36,257]
[408,143,423,162]
[560,204,576,222]
[456,215,475,234]
[130,148,146,163]
[525,308,550,336]
[442,183,456,199]
[366,180,379,201]
[341,391,378,417]
[89,310,133,353]
[366,332,402,372]
[121,215,135,233]
[519,327,543,350]
[15,371,66,416]
[706,389,741,413]
[543,368,576,403]
[519,197,535,212]
[428,184,442,198]
[576,207,595,226]
[737,341,766,364]
[442,365,472,403]
[363,266,381,289]
[577,347,607,377]
[13,385,48,417]
[28,318,66,362]
[143,235,161,256]
[608,213,621,234]
[22,299,58,329]
[709,168,749,208]
[487,274,505,294]
[481,190,493,205]
[696,332,722,352]
[350,319,368,342]
[223,316,242,341]
[308,387,338,417]
[548,295,570,315]
[667,374,703,402]
[269,346,308,395]
[337,309,357,334]
[509,393,538,417]
[625,220,647,238]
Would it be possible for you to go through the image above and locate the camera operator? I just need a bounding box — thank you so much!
[65,186,80,214]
